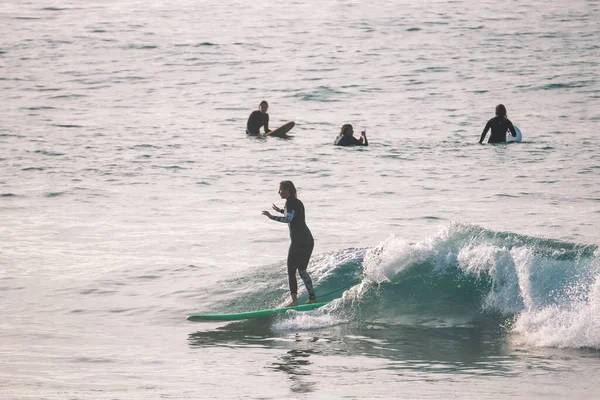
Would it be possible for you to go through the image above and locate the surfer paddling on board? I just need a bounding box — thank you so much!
[334,124,368,146]
[262,181,317,307]
[479,104,517,144]
[246,100,270,136]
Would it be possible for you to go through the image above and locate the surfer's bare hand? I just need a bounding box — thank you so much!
[272,204,282,213]
[262,211,272,218]
[361,130,366,136]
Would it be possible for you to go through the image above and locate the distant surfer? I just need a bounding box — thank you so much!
[479,104,517,144]
[246,100,270,135]
[262,181,317,306]
[334,124,368,146]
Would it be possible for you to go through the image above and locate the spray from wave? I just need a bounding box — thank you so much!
[355,223,600,349]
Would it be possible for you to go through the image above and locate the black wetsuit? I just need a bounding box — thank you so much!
[269,197,316,298]
[246,110,269,135]
[334,134,368,146]
[480,117,517,144]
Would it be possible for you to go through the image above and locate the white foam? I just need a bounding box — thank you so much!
[362,235,412,283]
[512,274,600,349]
[361,233,448,283]
[271,301,346,331]
[457,244,530,315]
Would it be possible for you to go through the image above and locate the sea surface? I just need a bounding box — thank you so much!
[1,0,600,399]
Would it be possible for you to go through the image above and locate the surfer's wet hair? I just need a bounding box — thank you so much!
[279,180,297,198]
[495,104,507,118]
[259,100,269,108]
[341,124,353,135]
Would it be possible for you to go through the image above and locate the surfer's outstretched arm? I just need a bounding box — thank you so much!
[262,209,295,223]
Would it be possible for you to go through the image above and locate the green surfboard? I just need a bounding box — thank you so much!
[186,301,330,322]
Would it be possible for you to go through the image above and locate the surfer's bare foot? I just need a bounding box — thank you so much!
[286,294,298,307]
[305,298,317,304]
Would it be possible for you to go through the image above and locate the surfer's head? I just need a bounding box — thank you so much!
[259,100,269,113]
[340,124,354,136]
[279,180,297,199]
[495,104,507,118]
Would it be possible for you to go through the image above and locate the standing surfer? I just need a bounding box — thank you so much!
[262,181,317,306]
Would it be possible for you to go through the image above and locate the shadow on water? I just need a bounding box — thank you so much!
[186,316,546,378]
[269,348,319,394]
[186,314,600,394]
[188,318,321,393]
[187,318,276,348]
[245,134,294,140]
[269,134,294,140]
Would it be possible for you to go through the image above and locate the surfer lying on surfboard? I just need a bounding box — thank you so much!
[262,180,317,307]
[246,100,270,135]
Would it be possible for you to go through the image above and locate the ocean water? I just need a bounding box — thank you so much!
[1,0,600,398]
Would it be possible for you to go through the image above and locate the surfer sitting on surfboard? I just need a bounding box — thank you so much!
[262,181,317,307]
[479,104,517,144]
[246,100,270,135]
[334,124,368,146]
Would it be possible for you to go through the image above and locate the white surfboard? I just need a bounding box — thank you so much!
[507,125,523,142]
